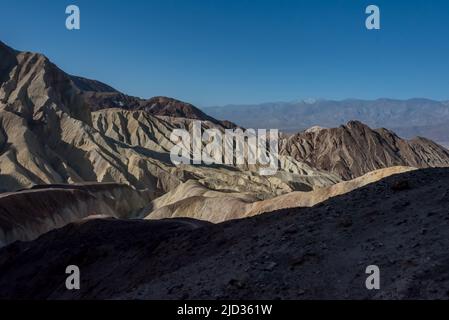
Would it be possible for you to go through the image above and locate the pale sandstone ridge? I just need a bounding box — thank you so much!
[146,166,415,222]
[280,120,449,180]
[246,165,416,216]
[145,180,259,222]
[0,183,151,247]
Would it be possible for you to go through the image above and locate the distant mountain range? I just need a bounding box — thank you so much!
[204,99,449,146]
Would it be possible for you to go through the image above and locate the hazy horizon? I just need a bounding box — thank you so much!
[204,97,449,108]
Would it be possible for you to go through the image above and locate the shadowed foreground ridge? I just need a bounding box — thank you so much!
[1,168,449,299]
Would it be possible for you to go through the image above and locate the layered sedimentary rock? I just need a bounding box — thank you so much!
[280,121,449,180]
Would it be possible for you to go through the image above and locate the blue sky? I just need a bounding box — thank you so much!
[1,0,449,106]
